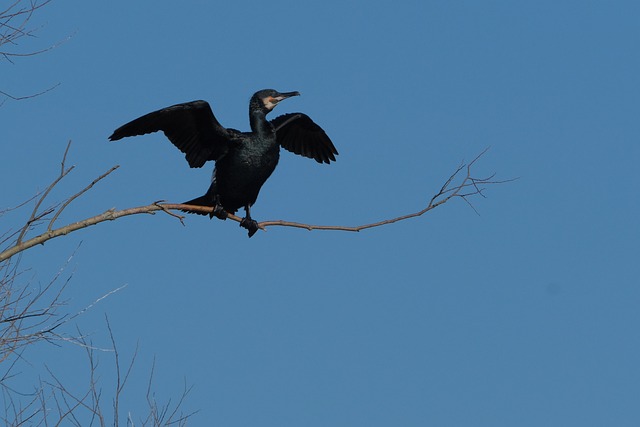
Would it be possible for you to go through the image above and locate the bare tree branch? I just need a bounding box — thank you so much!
[143,357,196,427]
[259,148,514,232]
[16,140,74,245]
[1,0,66,104]
[1,146,511,262]
[0,83,60,101]
[0,0,56,59]
[0,261,127,425]
[2,317,194,425]
[0,249,75,364]
[47,165,120,231]
[106,314,139,427]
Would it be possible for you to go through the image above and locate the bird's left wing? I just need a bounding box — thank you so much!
[109,100,235,168]
[270,113,338,164]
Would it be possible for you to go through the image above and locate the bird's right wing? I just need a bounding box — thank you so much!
[271,113,338,164]
[109,100,236,168]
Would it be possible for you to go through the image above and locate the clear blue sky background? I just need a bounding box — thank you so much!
[2,1,639,425]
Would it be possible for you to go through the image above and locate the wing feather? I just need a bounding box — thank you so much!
[270,113,338,164]
[109,100,233,168]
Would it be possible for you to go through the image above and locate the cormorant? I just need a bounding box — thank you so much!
[109,89,338,237]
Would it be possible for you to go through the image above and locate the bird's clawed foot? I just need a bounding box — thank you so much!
[240,217,260,238]
[210,204,228,220]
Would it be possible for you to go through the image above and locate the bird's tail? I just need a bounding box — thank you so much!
[181,193,216,216]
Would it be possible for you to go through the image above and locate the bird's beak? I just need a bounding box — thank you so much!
[273,91,300,102]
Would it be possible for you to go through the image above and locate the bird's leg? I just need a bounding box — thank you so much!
[239,205,259,238]
[210,194,228,220]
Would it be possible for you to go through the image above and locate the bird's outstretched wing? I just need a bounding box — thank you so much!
[109,100,235,168]
[271,113,338,164]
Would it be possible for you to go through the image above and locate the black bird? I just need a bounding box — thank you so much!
[109,89,338,237]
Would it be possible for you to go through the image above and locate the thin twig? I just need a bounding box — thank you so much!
[153,201,186,225]
[0,83,60,101]
[47,165,120,231]
[16,140,74,244]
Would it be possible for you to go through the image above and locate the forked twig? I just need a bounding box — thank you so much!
[47,165,120,231]
[16,140,74,244]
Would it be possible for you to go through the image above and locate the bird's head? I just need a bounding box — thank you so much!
[251,89,300,114]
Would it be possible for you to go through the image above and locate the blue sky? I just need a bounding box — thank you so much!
[2,1,639,425]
